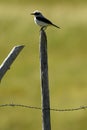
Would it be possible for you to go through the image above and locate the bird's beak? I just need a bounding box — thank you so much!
[30,13,34,15]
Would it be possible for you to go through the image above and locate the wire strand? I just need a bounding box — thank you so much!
[0,103,87,112]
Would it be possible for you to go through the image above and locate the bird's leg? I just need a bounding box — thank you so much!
[40,26,47,31]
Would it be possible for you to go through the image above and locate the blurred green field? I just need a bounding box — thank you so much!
[0,2,87,130]
[0,0,87,5]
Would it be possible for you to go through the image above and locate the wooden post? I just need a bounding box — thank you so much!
[40,29,51,130]
[0,45,24,81]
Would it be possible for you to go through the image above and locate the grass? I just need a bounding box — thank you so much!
[0,3,87,130]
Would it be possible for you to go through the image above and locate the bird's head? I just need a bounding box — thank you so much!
[31,10,43,17]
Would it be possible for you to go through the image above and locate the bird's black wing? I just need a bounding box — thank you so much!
[36,16,53,24]
[36,16,60,29]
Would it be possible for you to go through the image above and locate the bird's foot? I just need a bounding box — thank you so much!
[40,26,47,31]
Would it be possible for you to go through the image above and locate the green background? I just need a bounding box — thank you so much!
[0,0,87,130]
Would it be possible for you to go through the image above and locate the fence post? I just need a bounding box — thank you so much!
[0,45,24,81]
[39,29,51,130]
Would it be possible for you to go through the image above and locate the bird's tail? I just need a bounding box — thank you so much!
[52,23,61,29]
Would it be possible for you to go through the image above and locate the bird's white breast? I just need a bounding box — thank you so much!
[34,17,48,27]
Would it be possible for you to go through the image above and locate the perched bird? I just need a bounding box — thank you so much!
[31,10,60,30]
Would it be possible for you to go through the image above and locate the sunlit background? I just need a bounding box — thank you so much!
[0,0,87,130]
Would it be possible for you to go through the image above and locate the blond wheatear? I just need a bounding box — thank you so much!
[31,10,60,30]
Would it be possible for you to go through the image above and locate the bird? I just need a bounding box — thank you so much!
[31,10,60,30]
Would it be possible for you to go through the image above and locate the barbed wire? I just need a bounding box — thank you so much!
[0,103,87,112]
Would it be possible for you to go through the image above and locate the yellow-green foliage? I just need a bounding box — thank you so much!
[0,2,87,130]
